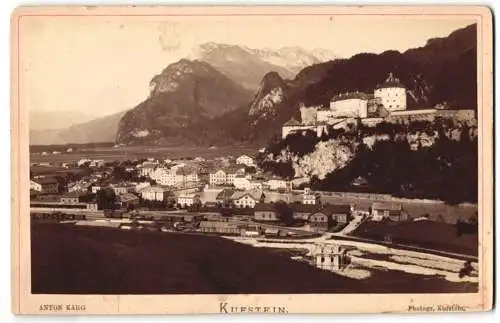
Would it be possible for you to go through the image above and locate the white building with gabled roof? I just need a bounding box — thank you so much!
[236,155,255,167]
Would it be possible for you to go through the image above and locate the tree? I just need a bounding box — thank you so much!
[273,201,294,225]
[96,188,117,210]
[112,166,132,181]
[245,166,257,174]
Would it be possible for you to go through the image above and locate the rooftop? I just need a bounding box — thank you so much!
[320,204,352,215]
[331,91,372,102]
[142,186,170,193]
[119,193,140,202]
[291,204,319,213]
[216,189,235,200]
[231,189,262,201]
[178,193,200,199]
[254,203,277,212]
[375,72,405,89]
[283,117,302,127]
[372,202,403,211]
[61,191,92,198]
[199,221,241,229]
[237,154,254,160]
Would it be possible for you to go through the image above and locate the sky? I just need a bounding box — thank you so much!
[20,15,476,119]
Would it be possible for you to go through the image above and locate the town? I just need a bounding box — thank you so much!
[29,74,479,286]
[30,147,478,281]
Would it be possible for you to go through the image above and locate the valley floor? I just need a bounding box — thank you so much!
[31,222,477,294]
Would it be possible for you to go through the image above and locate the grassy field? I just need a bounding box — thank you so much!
[351,220,478,256]
[30,146,258,163]
[31,222,476,294]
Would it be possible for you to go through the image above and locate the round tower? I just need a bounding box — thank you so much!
[374,73,407,112]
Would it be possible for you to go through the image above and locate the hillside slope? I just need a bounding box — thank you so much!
[115,59,253,145]
[30,111,126,145]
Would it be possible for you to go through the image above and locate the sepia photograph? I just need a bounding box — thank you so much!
[11,5,493,315]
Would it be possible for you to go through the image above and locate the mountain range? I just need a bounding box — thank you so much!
[29,111,126,146]
[188,43,339,90]
[30,44,337,146]
[29,111,95,130]
[117,23,477,146]
[30,25,477,147]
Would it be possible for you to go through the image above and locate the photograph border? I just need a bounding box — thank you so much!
[11,5,494,315]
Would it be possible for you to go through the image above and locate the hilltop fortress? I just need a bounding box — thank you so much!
[282,73,476,139]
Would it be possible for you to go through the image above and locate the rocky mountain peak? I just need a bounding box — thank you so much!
[189,42,339,91]
[149,59,216,95]
[248,71,288,118]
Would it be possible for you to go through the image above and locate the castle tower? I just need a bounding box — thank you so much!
[374,73,407,112]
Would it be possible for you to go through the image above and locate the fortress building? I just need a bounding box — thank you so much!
[281,117,328,139]
[374,73,407,112]
[329,92,370,118]
[281,73,475,139]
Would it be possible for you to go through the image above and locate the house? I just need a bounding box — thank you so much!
[60,192,94,204]
[309,212,330,232]
[236,154,255,167]
[150,166,197,187]
[119,193,140,208]
[291,203,318,220]
[89,159,105,168]
[30,180,42,192]
[248,180,263,191]
[110,183,134,195]
[209,169,227,186]
[216,189,235,206]
[173,167,200,187]
[308,203,352,232]
[77,158,92,167]
[233,174,264,191]
[224,165,245,186]
[91,184,104,194]
[208,166,242,186]
[67,181,92,193]
[204,201,220,208]
[240,224,262,237]
[134,181,151,193]
[312,243,349,271]
[302,188,321,205]
[30,177,59,194]
[233,174,251,190]
[150,167,170,184]
[319,204,353,224]
[231,190,263,208]
[371,202,408,221]
[198,221,242,235]
[140,186,170,202]
[264,228,280,237]
[177,194,201,208]
[139,162,157,177]
[254,203,280,222]
[264,178,290,191]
